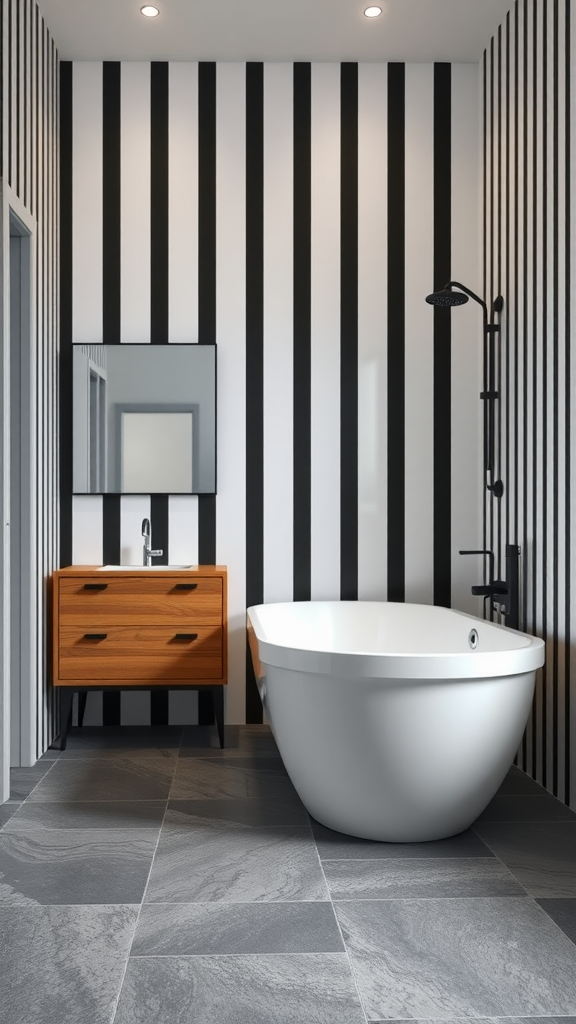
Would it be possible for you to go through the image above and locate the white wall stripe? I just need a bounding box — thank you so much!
[310,62,340,600]
[168,495,199,566]
[215,62,246,725]
[263,62,294,605]
[357,62,388,602]
[120,494,150,566]
[168,62,199,344]
[357,65,388,601]
[403,63,434,606]
[72,63,102,345]
[72,494,103,564]
[121,63,150,344]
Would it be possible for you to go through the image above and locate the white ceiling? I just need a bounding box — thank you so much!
[37,0,514,63]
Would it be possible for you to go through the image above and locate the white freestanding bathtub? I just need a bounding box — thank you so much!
[246,601,545,842]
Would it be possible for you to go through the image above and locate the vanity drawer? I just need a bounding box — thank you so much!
[58,625,223,681]
[58,577,223,626]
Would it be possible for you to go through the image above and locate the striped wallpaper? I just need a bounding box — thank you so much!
[61,60,484,729]
[484,0,575,809]
[0,0,59,786]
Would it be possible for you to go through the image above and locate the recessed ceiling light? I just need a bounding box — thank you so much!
[140,5,159,16]
[364,6,382,16]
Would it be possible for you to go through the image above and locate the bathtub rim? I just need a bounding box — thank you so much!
[246,601,545,680]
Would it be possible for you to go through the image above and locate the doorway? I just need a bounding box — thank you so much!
[9,210,35,768]
[0,184,36,803]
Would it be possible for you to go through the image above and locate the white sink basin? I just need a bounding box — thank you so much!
[97,565,195,571]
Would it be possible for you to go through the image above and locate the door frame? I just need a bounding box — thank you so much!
[0,181,37,801]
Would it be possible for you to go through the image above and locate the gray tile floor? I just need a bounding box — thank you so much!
[2,724,576,1024]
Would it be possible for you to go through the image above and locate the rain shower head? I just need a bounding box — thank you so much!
[425,289,469,307]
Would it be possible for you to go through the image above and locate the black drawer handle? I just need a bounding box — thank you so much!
[83,633,108,640]
[174,633,198,641]
[83,583,108,591]
[174,583,198,591]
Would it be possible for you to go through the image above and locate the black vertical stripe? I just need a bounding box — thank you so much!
[149,495,169,725]
[522,0,529,644]
[102,495,121,725]
[198,496,216,564]
[522,0,533,773]
[433,63,452,609]
[531,0,540,782]
[504,17,509,549]
[150,63,170,726]
[102,63,121,342]
[198,493,216,724]
[564,0,571,806]
[293,62,311,601]
[513,4,520,556]
[496,24,503,569]
[197,62,217,726]
[151,62,169,344]
[482,49,488,577]
[541,0,548,791]
[488,38,495,573]
[198,62,216,347]
[245,62,264,724]
[340,62,358,601]
[101,61,122,726]
[59,61,73,569]
[387,63,405,602]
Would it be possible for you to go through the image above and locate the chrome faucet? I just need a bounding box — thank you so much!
[142,518,163,567]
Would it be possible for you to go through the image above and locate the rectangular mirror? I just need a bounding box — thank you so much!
[72,344,216,494]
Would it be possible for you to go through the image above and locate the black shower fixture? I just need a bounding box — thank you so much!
[425,288,469,307]
[426,280,504,498]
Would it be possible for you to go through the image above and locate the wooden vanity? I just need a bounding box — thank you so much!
[52,565,227,748]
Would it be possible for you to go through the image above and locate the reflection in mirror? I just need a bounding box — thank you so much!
[121,410,193,492]
[72,344,216,494]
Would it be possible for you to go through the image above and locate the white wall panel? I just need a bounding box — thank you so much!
[310,63,340,600]
[121,63,150,344]
[169,495,199,566]
[72,63,102,344]
[404,63,434,606]
[215,62,246,724]
[357,62,387,601]
[263,62,294,604]
[120,494,150,566]
[72,494,103,564]
[168,62,199,344]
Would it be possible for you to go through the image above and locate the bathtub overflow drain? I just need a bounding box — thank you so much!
[468,628,479,650]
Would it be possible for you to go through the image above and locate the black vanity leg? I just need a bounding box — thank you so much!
[77,691,88,728]
[212,687,224,748]
[53,689,74,751]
